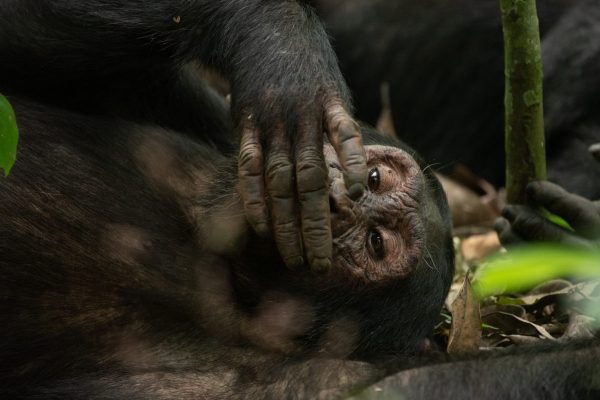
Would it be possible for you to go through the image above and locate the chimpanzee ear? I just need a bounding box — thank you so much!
[375,82,398,140]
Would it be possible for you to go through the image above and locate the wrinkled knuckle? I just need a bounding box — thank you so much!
[343,151,367,169]
[324,96,344,111]
[296,147,324,167]
[303,224,331,239]
[299,205,329,226]
[274,220,298,237]
[239,145,262,172]
[266,156,293,179]
[296,164,327,193]
[325,101,349,123]
[337,119,361,141]
[243,198,266,211]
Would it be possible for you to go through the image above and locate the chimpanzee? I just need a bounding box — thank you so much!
[1,2,598,399]
[315,0,600,199]
[0,1,454,396]
[5,97,596,400]
[0,96,454,397]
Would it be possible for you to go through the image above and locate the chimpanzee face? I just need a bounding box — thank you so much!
[324,143,453,286]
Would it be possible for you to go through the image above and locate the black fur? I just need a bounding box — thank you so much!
[0,91,455,397]
[1,2,593,399]
[317,0,600,198]
[0,0,455,384]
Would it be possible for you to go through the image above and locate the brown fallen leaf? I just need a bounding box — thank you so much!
[481,311,555,340]
[502,334,544,346]
[528,279,572,294]
[519,281,600,307]
[560,314,596,340]
[461,231,502,265]
[437,175,499,228]
[448,276,481,353]
[481,304,527,319]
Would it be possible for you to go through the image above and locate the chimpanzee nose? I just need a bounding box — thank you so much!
[328,178,359,214]
[329,184,359,237]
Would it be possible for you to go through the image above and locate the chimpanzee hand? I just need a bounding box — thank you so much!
[495,181,600,247]
[233,6,367,272]
[237,93,366,271]
[495,144,600,247]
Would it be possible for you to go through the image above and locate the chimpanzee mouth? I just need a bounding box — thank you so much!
[329,194,338,214]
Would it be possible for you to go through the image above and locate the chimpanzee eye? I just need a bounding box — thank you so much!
[368,168,380,191]
[367,229,385,260]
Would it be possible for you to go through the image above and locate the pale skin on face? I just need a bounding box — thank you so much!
[324,144,427,283]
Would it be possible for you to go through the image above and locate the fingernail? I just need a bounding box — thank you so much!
[254,223,270,237]
[502,206,516,221]
[525,181,540,197]
[311,258,331,273]
[347,183,365,201]
[493,217,508,232]
[286,256,304,269]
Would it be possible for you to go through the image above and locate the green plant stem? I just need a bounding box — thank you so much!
[501,0,546,204]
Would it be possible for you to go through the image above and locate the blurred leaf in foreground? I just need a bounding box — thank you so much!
[474,245,600,298]
[0,93,18,176]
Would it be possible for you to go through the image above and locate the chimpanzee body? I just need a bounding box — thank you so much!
[3,91,599,400]
[0,1,455,395]
[0,96,456,397]
[0,1,599,399]
[316,0,600,199]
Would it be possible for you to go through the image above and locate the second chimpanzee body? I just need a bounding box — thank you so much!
[316,0,600,199]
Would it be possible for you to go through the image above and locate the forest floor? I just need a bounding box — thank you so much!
[434,174,599,354]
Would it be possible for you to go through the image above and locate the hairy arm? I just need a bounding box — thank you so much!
[0,0,367,270]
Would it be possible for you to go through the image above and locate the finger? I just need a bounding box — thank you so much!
[238,116,269,236]
[295,116,332,272]
[590,143,600,162]
[265,123,304,269]
[493,217,523,247]
[503,205,593,247]
[324,99,367,200]
[526,181,600,238]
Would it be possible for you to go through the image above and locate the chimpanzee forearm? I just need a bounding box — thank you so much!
[1,1,341,99]
[10,340,600,399]
[356,341,600,400]
[5,354,382,400]
[495,143,600,247]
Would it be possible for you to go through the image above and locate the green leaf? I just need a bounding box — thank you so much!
[0,93,19,176]
[541,208,573,231]
[473,245,600,298]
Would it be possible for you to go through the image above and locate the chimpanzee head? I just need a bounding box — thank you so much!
[325,128,453,285]
[320,128,454,357]
[238,128,454,359]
